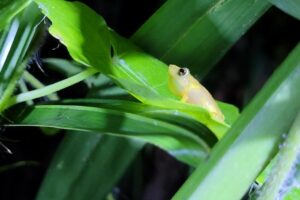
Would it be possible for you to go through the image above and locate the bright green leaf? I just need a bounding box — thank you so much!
[33,1,239,138]
[34,0,112,71]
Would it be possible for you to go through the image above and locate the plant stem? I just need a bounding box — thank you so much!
[7,68,98,108]
[0,63,25,112]
[23,70,59,100]
[257,110,300,200]
[19,78,34,105]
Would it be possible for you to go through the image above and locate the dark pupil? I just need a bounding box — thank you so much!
[178,68,186,76]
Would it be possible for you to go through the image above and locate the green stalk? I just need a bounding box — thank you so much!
[0,62,25,112]
[23,70,59,100]
[0,160,39,173]
[8,68,97,107]
[257,110,300,200]
[19,77,34,105]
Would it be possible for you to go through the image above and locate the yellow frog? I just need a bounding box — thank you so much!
[168,64,224,122]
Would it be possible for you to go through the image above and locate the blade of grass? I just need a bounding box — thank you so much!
[0,2,44,112]
[132,0,271,77]
[5,104,210,166]
[173,43,300,200]
[59,98,218,146]
[0,0,31,31]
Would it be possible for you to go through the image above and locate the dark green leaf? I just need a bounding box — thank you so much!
[36,132,143,200]
[5,104,210,166]
[0,0,31,31]
[132,0,271,77]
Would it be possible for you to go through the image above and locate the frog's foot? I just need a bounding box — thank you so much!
[212,111,225,123]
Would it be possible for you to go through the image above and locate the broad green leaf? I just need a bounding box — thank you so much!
[0,0,31,31]
[60,99,218,145]
[111,74,232,138]
[34,0,111,71]
[173,43,300,200]
[5,104,210,166]
[269,0,300,21]
[0,3,43,112]
[132,0,271,77]
[36,132,143,200]
[34,0,238,138]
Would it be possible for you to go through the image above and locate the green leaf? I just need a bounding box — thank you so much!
[36,132,143,200]
[0,0,31,31]
[111,74,231,138]
[109,37,239,137]
[34,1,238,138]
[0,2,44,112]
[173,43,300,200]
[59,99,218,145]
[132,0,271,77]
[269,0,300,21]
[36,61,138,200]
[34,0,112,71]
[5,104,210,166]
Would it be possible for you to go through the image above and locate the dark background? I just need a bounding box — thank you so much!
[0,0,299,199]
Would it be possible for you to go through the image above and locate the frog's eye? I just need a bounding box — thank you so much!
[178,68,189,77]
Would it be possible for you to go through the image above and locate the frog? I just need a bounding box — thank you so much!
[168,64,224,122]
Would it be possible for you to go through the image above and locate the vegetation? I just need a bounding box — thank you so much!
[0,0,299,199]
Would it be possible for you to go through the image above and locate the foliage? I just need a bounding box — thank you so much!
[0,0,299,199]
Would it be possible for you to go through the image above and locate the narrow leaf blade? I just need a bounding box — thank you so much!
[5,105,210,166]
[132,0,271,77]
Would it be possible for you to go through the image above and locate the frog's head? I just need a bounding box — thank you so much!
[168,64,190,96]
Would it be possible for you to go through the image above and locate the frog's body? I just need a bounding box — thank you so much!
[168,64,224,122]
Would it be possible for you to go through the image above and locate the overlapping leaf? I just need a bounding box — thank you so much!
[33,0,239,138]
[132,0,271,77]
[0,0,31,31]
[5,104,210,166]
